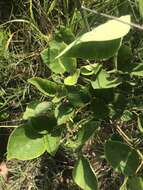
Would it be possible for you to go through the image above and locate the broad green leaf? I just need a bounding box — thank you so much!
[67,120,100,149]
[23,101,52,120]
[105,140,140,175]
[7,123,45,160]
[73,156,98,190]
[91,69,121,89]
[127,176,143,190]
[55,103,74,125]
[28,77,59,97]
[139,0,143,18]
[64,69,80,86]
[137,114,143,133]
[57,15,131,59]
[44,128,62,156]
[41,41,76,74]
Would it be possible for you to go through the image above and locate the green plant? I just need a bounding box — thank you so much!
[5,11,143,190]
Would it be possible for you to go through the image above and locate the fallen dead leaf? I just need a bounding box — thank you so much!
[0,161,8,181]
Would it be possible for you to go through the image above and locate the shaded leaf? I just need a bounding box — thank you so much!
[67,120,100,149]
[127,176,143,190]
[67,86,90,107]
[55,103,74,125]
[30,115,57,134]
[44,128,62,156]
[91,98,109,119]
[105,139,140,175]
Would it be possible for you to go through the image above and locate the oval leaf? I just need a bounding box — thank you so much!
[28,77,59,97]
[105,139,140,175]
[73,156,98,190]
[57,15,131,59]
[7,123,45,160]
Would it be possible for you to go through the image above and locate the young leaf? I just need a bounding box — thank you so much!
[73,156,98,190]
[64,69,80,86]
[91,69,121,89]
[105,139,140,176]
[81,64,102,76]
[28,77,58,97]
[7,123,45,160]
[41,41,76,74]
[57,15,131,59]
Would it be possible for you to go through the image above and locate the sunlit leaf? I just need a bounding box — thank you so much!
[73,156,98,190]
[28,77,59,97]
[23,101,52,120]
[57,15,131,59]
[7,123,45,160]
[64,69,80,86]
[41,41,76,74]
[91,69,121,89]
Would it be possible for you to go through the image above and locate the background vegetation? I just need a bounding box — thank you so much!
[0,0,143,190]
